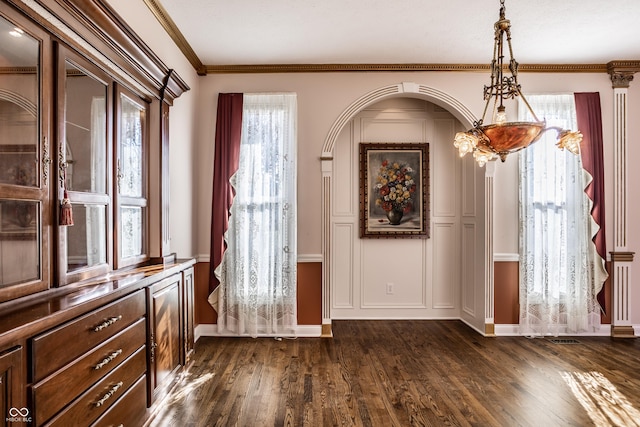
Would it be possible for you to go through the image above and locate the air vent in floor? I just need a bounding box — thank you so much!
[548,338,580,344]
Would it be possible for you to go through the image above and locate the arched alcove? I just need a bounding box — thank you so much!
[319,82,495,336]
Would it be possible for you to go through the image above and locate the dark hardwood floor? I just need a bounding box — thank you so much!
[150,320,640,427]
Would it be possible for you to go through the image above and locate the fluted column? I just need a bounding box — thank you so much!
[484,161,496,336]
[321,157,333,337]
[608,65,637,338]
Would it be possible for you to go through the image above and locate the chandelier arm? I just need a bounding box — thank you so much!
[478,93,494,126]
[516,89,541,122]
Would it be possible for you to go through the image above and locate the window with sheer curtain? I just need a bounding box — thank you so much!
[518,94,603,336]
[215,93,297,337]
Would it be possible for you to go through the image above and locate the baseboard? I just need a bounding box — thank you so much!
[495,323,613,337]
[195,324,322,341]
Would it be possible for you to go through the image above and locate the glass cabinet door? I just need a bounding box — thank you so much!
[116,88,148,267]
[0,11,50,302]
[58,48,111,283]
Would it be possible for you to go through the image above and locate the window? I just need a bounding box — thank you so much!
[518,94,601,335]
[216,93,297,336]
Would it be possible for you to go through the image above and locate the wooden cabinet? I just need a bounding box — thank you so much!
[147,273,183,405]
[0,1,193,424]
[0,261,196,426]
[0,346,26,427]
[0,0,188,304]
[30,290,146,426]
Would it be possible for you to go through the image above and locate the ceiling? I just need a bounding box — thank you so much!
[155,0,640,71]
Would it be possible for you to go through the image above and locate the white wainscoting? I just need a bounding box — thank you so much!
[330,97,482,320]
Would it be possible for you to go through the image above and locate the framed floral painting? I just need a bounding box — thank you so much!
[359,143,429,238]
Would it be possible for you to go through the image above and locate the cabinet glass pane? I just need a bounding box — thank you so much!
[0,200,40,286]
[121,206,143,258]
[0,15,39,188]
[119,94,144,197]
[66,204,107,271]
[65,62,107,193]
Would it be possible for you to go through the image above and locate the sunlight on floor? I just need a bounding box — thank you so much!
[167,372,216,405]
[561,371,640,427]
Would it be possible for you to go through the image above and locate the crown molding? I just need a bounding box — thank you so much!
[607,60,640,73]
[203,63,611,74]
[142,0,206,75]
[137,5,638,77]
[139,3,636,77]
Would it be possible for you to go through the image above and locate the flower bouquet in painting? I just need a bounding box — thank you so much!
[374,160,416,225]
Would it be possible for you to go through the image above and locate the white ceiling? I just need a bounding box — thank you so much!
[159,0,640,67]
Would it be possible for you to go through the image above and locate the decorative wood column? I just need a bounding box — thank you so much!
[607,62,638,338]
[155,70,190,264]
[321,157,333,337]
[484,161,496,336]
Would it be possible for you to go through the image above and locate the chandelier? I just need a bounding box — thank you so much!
[453,0,583,167]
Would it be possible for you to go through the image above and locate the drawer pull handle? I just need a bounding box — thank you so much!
[94,349,123,370]
[95,381,123,407]
[94,315,123,332]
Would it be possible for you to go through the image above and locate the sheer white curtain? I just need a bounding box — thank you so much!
[519,94,604,336]
[215,93,297,337]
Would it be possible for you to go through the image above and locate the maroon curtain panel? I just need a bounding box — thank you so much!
[209,93,243,293]
[574,92,607,309]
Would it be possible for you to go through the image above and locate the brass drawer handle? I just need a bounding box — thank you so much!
[94,349,123,370]
[94,315,123,332]
[95,381,123,407]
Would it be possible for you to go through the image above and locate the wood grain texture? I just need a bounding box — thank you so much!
[150,320,640,427]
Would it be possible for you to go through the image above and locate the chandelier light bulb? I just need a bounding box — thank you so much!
[453,132,478,157]
[557,130,583,155]
[473,150,494,167]
[495,108,507,125]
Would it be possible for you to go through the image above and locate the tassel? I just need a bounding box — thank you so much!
[60,189,74,226]
[59,168,73,226]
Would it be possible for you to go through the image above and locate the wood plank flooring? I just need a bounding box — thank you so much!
[150,320,640,427]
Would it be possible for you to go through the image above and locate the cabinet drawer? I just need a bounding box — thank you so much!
[32,290,145,381]
[43,347,146,427]
[92,375,147,427]
[32,318,146,425]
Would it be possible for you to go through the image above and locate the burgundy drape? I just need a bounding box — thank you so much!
[209,93,243,293]
[574,92,607,310]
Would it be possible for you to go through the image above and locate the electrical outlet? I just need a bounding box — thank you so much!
[386,283,394,295]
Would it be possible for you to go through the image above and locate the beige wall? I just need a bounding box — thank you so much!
[110,2,640,326]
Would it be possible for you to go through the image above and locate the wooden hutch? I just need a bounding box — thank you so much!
[0,0,194,425]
